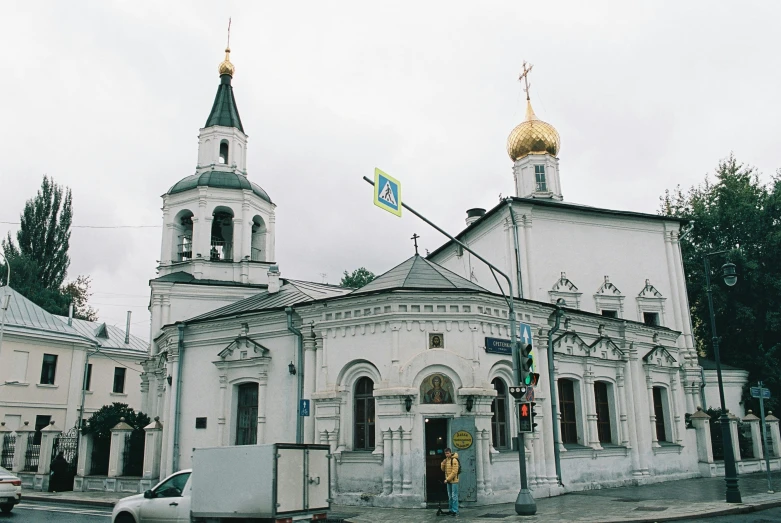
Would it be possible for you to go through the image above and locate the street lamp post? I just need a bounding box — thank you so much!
[703,251,741,503]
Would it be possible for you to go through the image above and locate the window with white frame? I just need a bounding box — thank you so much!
[652,386,669,442]
[594,381,613,444]
[549,272,582,309]
[637,279,666,327]
[534,165,547,192]
[594,276,624,318]
[558,379,579,444]
[353,377,375,450]
[491,378,510,449]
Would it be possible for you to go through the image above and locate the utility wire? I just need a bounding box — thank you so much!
[0,221,159,229]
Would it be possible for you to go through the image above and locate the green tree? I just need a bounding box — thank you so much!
[340,267,376,289]
[1,176,97,319]
[660,155,781,410]
[83,402,150,441]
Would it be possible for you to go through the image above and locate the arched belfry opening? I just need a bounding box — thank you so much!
[219,140,229,164]
[211,206,234,261]
[251,215,267,261]
[174,210,194,262]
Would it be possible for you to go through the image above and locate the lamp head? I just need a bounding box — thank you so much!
[288,361,297,375]
[721,262,738,287]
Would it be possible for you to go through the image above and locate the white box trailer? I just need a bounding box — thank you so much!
[191,444,331,522]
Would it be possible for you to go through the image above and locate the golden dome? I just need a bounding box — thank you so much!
[218,48,235,77]
[506,100,560,161]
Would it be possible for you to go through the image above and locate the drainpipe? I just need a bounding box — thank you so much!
[506,200,524,299]
[547,300,565,485]
[172,323,185,472]
[286,307,304,444]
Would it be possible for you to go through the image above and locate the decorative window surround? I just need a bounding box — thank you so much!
[637,279,666,326]
[642,345,678,368]
[594,276,625,318]
[549,272,582,309]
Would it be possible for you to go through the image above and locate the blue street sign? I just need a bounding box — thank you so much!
[519,322,533,345]
[373,168,402,217]
[751,387,771,399]
[300,399,311,417]
[485,337,512,355]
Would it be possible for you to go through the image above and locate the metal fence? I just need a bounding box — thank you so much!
[709,416,725,461]
[50,427,78,491]
[737,422,754,459]
[121,431,145,477]
[765,425,775,457]
[24,433,40,472]
[1,434,15,469]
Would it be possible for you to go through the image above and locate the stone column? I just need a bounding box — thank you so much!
[257,374,268,445]
[669,373,682,444]
[391,428,402,494]
[37,421,61,476]
[390,323,401,386]
[616,366,629,447]
[743,411,763,460]
[728,413,741,462]
[140,372,150,415]
[690,408,713,463]
[382,429,392,495]
[303,335,317,444]
[475,429,485,494]
[646,372,660,448]
[766,413,781,457]
[142,417,163,483]
[481,429,493,494]
[108,418,133,477]
[11,422,32,473]
[231,218,243,261]
[583,366,602,450]
[628,356,649,475]
[218,375,227,446]
[75,430,93,478]
[314,333,324,393]
[161,296,171,329]
[402,429,412,494]
[160,207,172,264]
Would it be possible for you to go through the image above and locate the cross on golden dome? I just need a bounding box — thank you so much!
[218,18,235,77]
[505,61,561,161]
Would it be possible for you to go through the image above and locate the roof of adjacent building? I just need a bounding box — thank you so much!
[351,255,486,295]
[186,280,351,323]
[150,271,269,288]
[0,287,86,340]
[205,74,244,132]
[427,196,688,259]
[167,171,272,203]
[698,356,745,372]
[56,317,147,353]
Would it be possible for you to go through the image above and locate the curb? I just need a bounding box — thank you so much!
[22,493,118,508]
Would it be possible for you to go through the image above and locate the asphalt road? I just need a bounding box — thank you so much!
[679,507,781,522]
[0,501,111,522]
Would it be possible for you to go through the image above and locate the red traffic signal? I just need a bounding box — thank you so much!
[518,401,533,433]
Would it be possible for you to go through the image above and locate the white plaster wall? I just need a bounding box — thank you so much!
[703,369,748,417]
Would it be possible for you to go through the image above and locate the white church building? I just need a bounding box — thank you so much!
[139,47,748,506]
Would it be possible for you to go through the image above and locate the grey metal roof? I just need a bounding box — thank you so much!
[0,286,90,343]
[351,255,487,295]
[55,317,147,353]
[186,280,351,323]
[167,171,271,203]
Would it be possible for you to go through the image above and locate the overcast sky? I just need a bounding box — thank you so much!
[1,1,779,340]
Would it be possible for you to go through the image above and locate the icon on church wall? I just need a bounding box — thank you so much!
[429,333,444,349]
[421,373,455,404]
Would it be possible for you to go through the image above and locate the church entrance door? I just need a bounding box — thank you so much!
[424,418,449,503]
[449,416,477,502]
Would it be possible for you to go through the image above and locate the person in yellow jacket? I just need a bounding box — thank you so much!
[440,448,459,516]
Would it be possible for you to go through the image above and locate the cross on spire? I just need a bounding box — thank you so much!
[411,233,421,256]
[518,61,534,101]
[227,17,232,49]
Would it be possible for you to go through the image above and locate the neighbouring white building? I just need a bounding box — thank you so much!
[139,47,749,506]
[0,288,146,434]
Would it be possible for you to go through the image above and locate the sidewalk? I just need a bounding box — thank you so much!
[22,472,781,522]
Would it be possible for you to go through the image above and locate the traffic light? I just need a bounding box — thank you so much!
[520,341,534,385]
[518,401,533,433]
[530,402,538,431]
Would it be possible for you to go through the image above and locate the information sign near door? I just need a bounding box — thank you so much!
[449,417,477,502]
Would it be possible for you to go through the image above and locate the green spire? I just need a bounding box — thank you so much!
[205,74,244,132]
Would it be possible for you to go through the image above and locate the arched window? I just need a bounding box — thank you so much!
[652,386,668,442]
[219,140,229,164]
[594,381,612,444]
[491,378,509,449]
[211,207,234,261]
[173,210,194,261]
[353,377,375,450]
[558,379,578,444]
[236,383,258,445]
[251,216,266,262]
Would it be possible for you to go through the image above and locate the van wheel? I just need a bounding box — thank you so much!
[115,513,135,523]
[0,504,13,514]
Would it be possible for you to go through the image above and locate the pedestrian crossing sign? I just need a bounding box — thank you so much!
[373,168,402,217]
